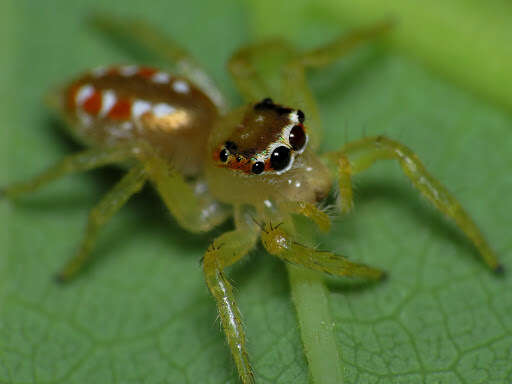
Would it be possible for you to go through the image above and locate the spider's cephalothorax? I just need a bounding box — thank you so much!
[213,98,307,175]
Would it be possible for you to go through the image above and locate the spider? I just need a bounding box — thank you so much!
[2,14,502,384]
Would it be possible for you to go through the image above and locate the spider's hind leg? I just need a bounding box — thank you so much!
[324,136,502,272]
[1,146,133,199]
[57,164,146,282]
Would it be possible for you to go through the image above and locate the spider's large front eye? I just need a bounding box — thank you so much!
[289,125,306,151]
[270,146,291,171]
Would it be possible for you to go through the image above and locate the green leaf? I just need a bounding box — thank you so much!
[2,1,511,384]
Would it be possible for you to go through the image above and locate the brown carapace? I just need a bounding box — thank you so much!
[213,98,307,175]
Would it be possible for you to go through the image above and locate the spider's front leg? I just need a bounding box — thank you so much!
[142,152,230,233]
[324,136,502,272]
[202,216,260,384]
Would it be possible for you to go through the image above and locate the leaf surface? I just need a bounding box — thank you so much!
[2,1,511,383]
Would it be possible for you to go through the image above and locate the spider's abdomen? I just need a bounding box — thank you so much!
[62,65,219,175]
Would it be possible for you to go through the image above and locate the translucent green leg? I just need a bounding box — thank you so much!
[1,146,133,199]
[227,40,288,101]
[142,153,229,232]
[260,220,385,280]
[300,20,394,68]
[325,135,502,272]
[57,165,147,282]
[279,200,332,232]
[336,154,354,214]
[203,225,260,384]
[91,13,227,112]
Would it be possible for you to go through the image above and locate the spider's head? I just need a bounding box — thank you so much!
[213,98,308,175]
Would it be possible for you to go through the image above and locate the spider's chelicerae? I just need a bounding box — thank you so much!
[2,16,502,384]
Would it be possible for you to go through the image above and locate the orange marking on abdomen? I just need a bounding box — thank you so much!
[83,91,102,115]
[138,67,158,78]
[108,99,132,120]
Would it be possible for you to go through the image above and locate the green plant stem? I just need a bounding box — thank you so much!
[287,265,343,384]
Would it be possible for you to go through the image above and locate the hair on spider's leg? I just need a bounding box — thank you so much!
[331,136,502,272]
[261,223,386,281]
[203,228,259,384]
[249,215,265,232]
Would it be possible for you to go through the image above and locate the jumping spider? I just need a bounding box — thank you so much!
[2,15,502,384]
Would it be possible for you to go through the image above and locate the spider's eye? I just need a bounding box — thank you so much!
[270,146,291,171]
[251,161,264,174]
[219,148,229,162]
[289,125,306,151]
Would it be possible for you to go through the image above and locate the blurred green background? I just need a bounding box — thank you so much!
[1,1,511,383]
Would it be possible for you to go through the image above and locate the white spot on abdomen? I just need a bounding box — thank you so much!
[152,72,171,84]
[172,80,190,94]
[75,84,94,106]
[99,90,117,118]
[153,103,176,117]
[120,65,139,76]
[132,100,152,119]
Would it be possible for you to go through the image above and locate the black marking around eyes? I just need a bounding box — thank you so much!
[254,98,274,110]
[297,110,305,123]
[225,141,237,151]
[276,106,292,115]
[254,98,292,115]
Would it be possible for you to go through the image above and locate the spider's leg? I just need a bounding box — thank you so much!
[300,20,393,68]
[203,225,260,384]
[57,164,146,282]
[90,13,227,112]
[1,146,133,199]
[142,153,230,233]
[261,220,385,280]
[227,40,284,102]
[280,201,332,232]
[324,136,502,272]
